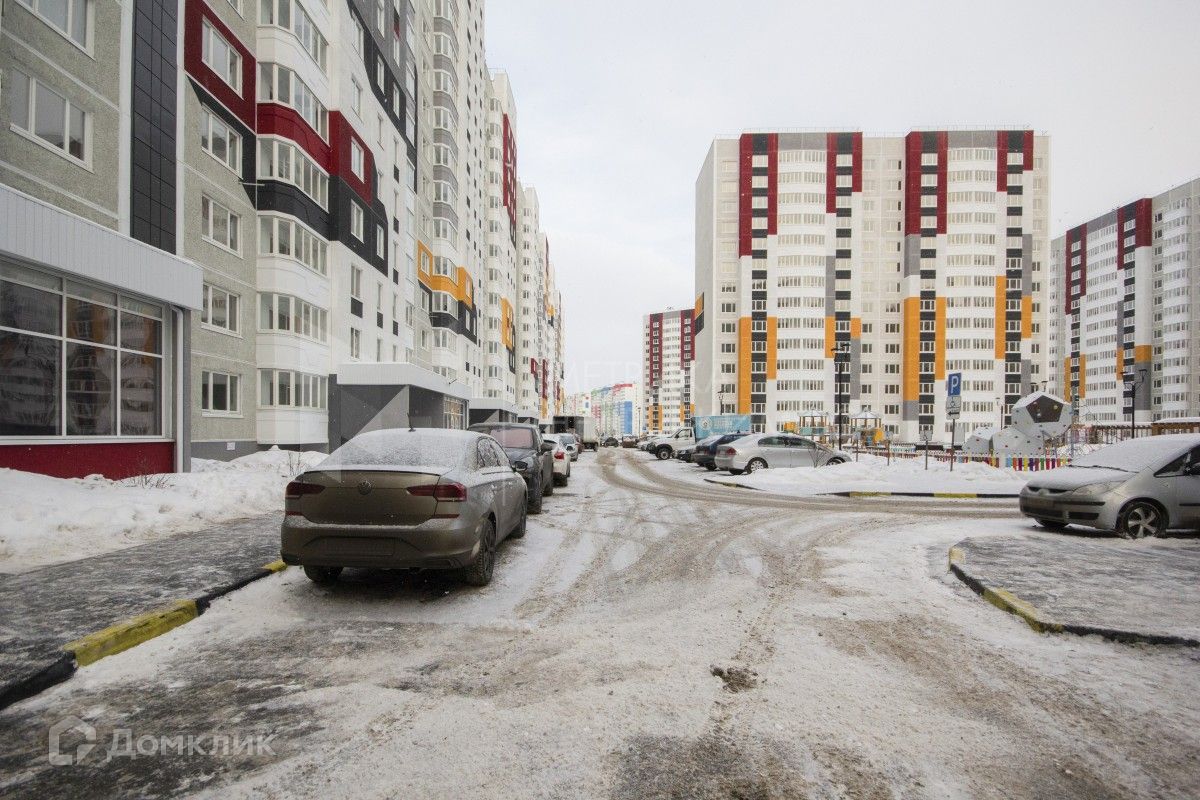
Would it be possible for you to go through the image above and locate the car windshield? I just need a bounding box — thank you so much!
[477,426,537,449]
[317,429,473,471]
[1071,438,1187,472]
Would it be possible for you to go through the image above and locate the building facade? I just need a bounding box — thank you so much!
[590,382,641,437]
[1049,178,1200,425]
[0,0,203,478]
[694,130,1050,443]
[1,0,565,476]
[642,308,694,434]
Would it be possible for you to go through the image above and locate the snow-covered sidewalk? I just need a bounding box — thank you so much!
[0,449,325,573]
[708,454,1030,497]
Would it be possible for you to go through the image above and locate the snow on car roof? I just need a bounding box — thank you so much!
[316,428,480,471]
[1071,434,1200,472]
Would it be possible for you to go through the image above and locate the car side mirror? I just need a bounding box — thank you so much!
[540,441,555,453]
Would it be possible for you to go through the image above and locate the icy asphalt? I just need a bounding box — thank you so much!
[1,449,1198,799]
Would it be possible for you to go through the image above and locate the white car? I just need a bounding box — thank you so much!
[714,433,852,473]
[646,427,696,460]
[542,434,573,486]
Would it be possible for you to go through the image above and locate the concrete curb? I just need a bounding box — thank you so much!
[701,478,1018,499]
[947,545,1200,647]
[0,560,288,712]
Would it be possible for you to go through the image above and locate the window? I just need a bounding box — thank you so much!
[257,138,328,208]
[201,371,240,414]
[376,225,386,259]
[201,196,240,251]
[0,261,167,437]
[17,0,88,48]
[258,63,327,137]
[258,215,328,274]
[199,107,240,172]
[350,203,364,240]
[351,79,363,116]
[201,284,239,333]
[350,266,363,299]
[350,328,361,358]
[259,0,327,70]
[258,293,327,341]
[353,15,364,52]
[351,140,365,178]
[258,369,327,409]
[201,20,241,92]
[6,71,87,163]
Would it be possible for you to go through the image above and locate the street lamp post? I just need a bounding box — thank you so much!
[1123,369,1147,441]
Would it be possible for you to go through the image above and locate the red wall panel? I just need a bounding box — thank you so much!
[903,132,922,235]
[0,442,175,480]
[737,134,754,256]
[183,0,256,129]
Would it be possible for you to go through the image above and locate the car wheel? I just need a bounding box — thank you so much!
[553,473,567,487]
[303,565,342,585]
[460,518,496,587]
[509,505,527,539]
[728,468,744,476]
[1117,501,1166,539]
[745,458,767,473]
[528,478,544,514]
[705,463,717,471]
[825,457,846,466]
[1036,518,1068,532]
[655,446,672,460]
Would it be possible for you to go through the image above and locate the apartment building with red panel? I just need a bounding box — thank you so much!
[694,130,1051,444]
[642,307,694,434]
[1050,178,1200,425]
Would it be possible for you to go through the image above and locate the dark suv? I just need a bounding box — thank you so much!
[469,423,555,513]
[693,432,750,471]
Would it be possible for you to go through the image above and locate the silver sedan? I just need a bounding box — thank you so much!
[1019,434,1200,538]
[714,433,852,474]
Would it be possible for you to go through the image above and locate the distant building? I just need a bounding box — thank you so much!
[1049,178,1200,424]
[590,383,642,436]
[643,308,694,433]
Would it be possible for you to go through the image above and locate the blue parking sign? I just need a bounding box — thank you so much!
[947,372,962,397]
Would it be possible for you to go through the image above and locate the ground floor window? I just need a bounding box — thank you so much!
[0,260,168,437]
[443,396,465,429]
[201,370,240,414]
[257,369,326,410]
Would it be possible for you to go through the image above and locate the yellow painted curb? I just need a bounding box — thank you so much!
[64,600,198,667]
[848,491,890,497]
[933,492,977,499]
[948,546,964,568]
[262,560,288,573]
[981,587,1063,635]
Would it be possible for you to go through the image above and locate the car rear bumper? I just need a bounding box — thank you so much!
[281,516,481,570]
[693,454,714,467]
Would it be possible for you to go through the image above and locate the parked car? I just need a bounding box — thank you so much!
[560,432,581,461]
[280,428,527,587]
[602,436,619,448]
[715,433,851,474]
[541,434,574,486]
[676,445,695,463]
[693,432,750,471]
[1019,434,1200,538]
[620,435,638,448]
[647,427,696,460]
[469,422,555,513]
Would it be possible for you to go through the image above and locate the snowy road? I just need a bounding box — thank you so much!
[2,449,1198,799]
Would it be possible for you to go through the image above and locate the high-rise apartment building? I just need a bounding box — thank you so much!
[694,130,1050,442]
[591,382,641,436]
[0,0,564,477]
[1049,178,1200,425]
[642,308,694,434]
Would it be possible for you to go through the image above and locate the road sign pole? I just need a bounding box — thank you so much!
[949,421,955,472]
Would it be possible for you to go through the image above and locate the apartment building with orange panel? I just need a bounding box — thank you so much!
[1049,178,1200,425]
[693,130,1050,443]
[642,308,694,434]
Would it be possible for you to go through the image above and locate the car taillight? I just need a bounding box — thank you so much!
[408,482,468,501]
[285,481,325,499]
[554,451,565,460]
[722,448,736,456]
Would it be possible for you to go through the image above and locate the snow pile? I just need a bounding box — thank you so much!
[0,447,325,573]
[720,454,1028,497]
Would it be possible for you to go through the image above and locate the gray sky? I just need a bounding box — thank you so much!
[485,0,1200,394]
